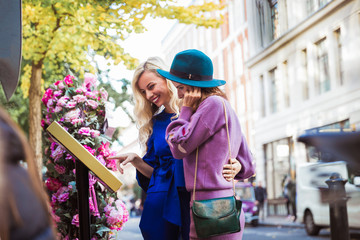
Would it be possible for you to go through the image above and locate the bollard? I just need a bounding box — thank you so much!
[325,173,350,240]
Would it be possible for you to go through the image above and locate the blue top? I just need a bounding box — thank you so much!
[136,110,187,226]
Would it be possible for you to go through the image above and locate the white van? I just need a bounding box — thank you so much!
[297,161,360,235]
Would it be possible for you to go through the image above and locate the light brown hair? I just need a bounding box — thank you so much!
[0,107,54,240]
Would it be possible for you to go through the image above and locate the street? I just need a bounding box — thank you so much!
[244,226,360,240]
[245,226,327,240]
[115,216,360,240]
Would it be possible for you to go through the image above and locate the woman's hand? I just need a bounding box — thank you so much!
[107,153,153,178]
[222,158,242,182]
[183,87,201,110]
[107,153,141,174]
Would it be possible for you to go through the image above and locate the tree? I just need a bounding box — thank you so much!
[21,0,223,169]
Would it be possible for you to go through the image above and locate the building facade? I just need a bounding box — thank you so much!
[161,0,360,213]
[246,0,360,202]
[161,0,253,145]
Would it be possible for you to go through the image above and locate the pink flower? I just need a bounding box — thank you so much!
[90,130,100,138]
[79,127,91,136]
[46,114,53,125]
[106,159,117,171]
[71,214,79,227]
[54,80,65,89]
[96,155,106,165]
[104,199,129,230]
[75,87,87,93]
[42,88,53,105]
[54,106,63,113]
[52,187,70,203]
[73,94,87,103]
[71,118,84,125]
[46,99,54,108]
[53,90,63,97]
[98,142,111,157]
[54,164,66,174]
[41,119,46,129]
[64,75,75,86]
[83,73,97,89]
[85,91,97,99]
[58,192,69,202]
[46,177,62,192]
[65,101,77,109]
[57,96,69,107]
[51,144,65,161]
[50,142,57,151]
[64,109,81,122]
[86,99,98,109]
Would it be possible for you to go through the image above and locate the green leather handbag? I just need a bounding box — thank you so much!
[192,195,242,238]
[191,100,242,238]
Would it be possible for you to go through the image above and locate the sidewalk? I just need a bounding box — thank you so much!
[259,215,304,228]
[115,215,304,240]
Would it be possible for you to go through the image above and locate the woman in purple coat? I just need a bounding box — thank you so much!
[158,49,255,239]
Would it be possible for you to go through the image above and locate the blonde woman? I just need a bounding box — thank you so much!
[110,57,241,240]
[0,107,56,240]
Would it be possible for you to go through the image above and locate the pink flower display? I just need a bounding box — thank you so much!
[41,74,128,239]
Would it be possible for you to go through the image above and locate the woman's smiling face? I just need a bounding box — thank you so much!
[137,71,171,110]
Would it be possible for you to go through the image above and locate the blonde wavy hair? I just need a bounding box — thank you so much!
[132,57,180,151]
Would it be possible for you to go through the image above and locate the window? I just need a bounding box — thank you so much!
[256,0,266,47]
[260,75,266,117]
[315,38,330,94]
[301,49,309,100]
[264,137,293,200]
[269,67,279,113]
[334,28,344,85]
[306,0,333,15]
[283,61,290,108]
[306,0,316,15]
[269,0,279,40]
[233,0,245,31]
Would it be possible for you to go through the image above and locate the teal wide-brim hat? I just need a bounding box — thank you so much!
[157,49,226,88]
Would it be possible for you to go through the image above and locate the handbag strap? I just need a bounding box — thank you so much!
[192,99,235,201]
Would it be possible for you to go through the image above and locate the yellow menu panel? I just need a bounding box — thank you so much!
[47,121,122,192]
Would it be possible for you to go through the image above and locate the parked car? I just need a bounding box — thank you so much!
[235,182,259,226]
[297,161,360,236]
